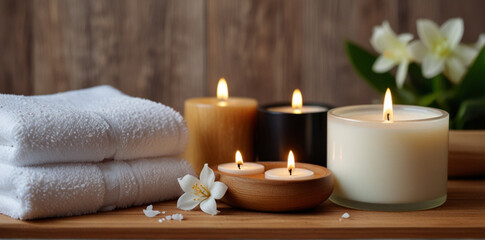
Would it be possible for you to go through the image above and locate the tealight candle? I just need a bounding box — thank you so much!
[256,89,332,166]
[184,78,258,173]
[327,89,449,211]
[265,151,314,180]
[218,150,265,175]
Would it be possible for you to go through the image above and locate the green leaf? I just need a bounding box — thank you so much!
[455,46,485,101]
[345,41,416,104]
[431,74,452,92]
[408,63,432,95]
[454,96,485,129]
[417,89,453,114]
[435,92,452,114]
[417,92,438,107]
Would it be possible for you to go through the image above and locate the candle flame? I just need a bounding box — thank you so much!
[235,150,243,169]
[383,88,393,122]
[288,150,295,175]
[292,89,303,114]
[217,78,229,101]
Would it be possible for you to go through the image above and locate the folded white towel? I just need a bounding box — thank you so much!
[0,85,188,166]
[0,158,195,220]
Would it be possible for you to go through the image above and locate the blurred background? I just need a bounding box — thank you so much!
[1,0,484,112]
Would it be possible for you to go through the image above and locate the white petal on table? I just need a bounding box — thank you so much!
[143,205,161,217]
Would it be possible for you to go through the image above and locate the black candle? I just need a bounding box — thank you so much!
[255,102,332,166]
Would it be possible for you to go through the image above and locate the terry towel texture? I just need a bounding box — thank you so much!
[0,158,195,220]
[0,85,188,166]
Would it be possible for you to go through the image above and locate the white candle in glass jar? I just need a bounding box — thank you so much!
[327,89,449,211]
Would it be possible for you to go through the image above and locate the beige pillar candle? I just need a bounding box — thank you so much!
[184,78,258,173]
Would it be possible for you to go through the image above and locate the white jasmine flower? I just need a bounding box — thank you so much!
[370,21,414,88]
[409,18,478,84]
[474,33,485,50]
[177,163,228,216]
[143,205,160,218]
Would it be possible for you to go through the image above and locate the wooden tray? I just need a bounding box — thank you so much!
[0,180,484,238]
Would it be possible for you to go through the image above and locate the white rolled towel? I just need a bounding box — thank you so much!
[0,158,195,220]
[0,85,188,166]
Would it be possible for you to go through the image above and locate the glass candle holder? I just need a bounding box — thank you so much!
[327,105,449,211]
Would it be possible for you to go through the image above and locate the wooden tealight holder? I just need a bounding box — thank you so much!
[214,162,333,212]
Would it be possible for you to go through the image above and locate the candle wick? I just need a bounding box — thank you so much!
[289,168,293,176]
[386,113,390,121]
[237,163,241,170]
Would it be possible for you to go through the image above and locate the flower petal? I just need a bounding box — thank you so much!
[178,174,200,193]
[445,57,466,84]
[143,207,160,218]
[417,19,443,50]
[408,41,427,62]
[454,44,479,66]
[199,163,215,189]
[200,197,219,216]
[474,33,485,50]
[373,55,396,73]
[371,21,397,53]
[398,33,413,43]
[177,192,202,211]
[440,18,464,49]
[396,60,409,88]
[422,54,445,78]
[210,181,228,200]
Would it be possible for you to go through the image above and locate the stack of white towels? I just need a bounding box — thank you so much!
[0,85,194,220]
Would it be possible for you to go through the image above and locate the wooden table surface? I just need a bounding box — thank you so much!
[1,179,484,239]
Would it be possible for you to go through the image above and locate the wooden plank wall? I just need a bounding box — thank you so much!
[1,0,484,112]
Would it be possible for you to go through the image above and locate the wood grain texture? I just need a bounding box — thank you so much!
[0,180,484,238]
[2,0,485,112]
[32,0,205,111]
[302,0,398,106]
[0,0,32,95]
[207,0,303,105]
